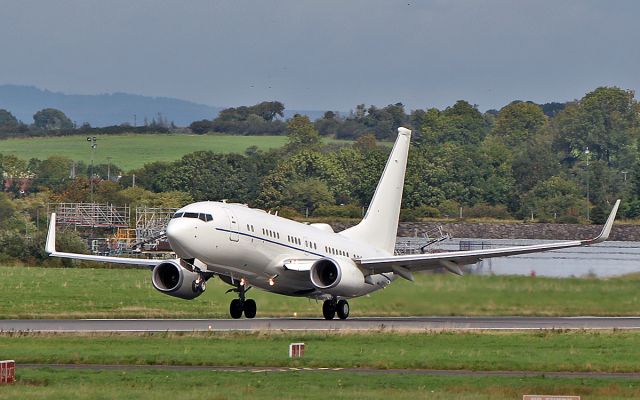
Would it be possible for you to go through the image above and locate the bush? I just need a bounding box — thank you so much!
[399,206,441,222]
[464,203,512,219]
[313,204,362,218]
[276,206,304,219]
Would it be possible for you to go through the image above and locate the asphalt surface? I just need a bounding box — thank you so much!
[2,316,640,332]
[17,363,640,379]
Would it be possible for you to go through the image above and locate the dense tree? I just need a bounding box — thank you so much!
[156,152,256,202]
[492,102,546,146]
[0,109,19,132]
[33,108,74,130]
[33,156,73,191]
[257,150,349,210]
[418,101,487,145]
[552,87,639,167]
[285,115,322,152]
[283,178,335,214]
[189,119,214,134]
[521,176,583,221]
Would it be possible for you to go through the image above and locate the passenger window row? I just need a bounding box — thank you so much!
[262,228,280,239]
[325,246,349,258]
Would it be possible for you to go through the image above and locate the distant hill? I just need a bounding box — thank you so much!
[0,85,329,127]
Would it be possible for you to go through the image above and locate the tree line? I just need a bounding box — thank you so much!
[1,86,639,224]
[0,86,639,264]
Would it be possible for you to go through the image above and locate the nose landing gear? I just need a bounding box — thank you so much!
[322,298,349,320]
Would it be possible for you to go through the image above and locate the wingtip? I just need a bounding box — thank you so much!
[586,199,620,244]
[45,213,56,254]
[397,127,412,137]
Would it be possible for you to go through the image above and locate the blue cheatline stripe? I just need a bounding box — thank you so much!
[215,228,326,258]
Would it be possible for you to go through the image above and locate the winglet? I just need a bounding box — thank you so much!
[45,213,57,254]
[584,199,620,245]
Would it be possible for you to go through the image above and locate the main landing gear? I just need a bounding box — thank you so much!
[322,298,349,320]
[226,281,257,319]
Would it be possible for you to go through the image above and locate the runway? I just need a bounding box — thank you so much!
[2,316,640,332]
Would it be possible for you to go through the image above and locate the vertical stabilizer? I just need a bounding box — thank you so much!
[340,127,411,253]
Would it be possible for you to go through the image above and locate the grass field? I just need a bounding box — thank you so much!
[5,368,639,400]
[3,331,640,399]
[0,134,352,171]
[1,266,639,319]
[2,331,640,372]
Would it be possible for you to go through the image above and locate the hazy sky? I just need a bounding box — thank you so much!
[1,0,639,112]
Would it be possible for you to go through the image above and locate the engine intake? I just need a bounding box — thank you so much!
[152,260,204,300]
[310,258,365,297]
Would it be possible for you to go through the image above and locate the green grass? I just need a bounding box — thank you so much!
[4,368,639,400]
[0,134,352,171]
[2,331,640,372]
[3,368,640,400]
[1,266,640,319]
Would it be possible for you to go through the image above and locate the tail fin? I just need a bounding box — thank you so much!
[340,127,411,253]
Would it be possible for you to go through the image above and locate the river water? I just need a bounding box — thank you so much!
[396,238,640,278]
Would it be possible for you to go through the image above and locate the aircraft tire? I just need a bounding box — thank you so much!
[244,299,257,319]
[230,299,243,319]
[336,299,349,320]
[322,300,336,320]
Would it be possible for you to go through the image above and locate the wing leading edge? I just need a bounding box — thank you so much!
[46,213,163,267]
[357,199,621,278]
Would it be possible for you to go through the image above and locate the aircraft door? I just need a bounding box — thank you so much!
[227,209,239,242]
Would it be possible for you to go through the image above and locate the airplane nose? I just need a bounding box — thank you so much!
[166,219,195,258]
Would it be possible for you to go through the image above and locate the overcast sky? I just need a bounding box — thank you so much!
[1,0,639,112]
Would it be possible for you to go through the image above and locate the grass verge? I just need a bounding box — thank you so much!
[1,331,640,372]
[3,368,640,399]
[2,266,640,318]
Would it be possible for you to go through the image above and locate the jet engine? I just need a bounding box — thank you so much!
[151,260,204,300]
[309,258,365,297]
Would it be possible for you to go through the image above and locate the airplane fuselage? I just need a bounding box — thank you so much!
[166,201,395,298]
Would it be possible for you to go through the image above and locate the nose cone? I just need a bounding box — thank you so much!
[166,219,195,258]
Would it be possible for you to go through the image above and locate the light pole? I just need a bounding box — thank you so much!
[107,156,112,181]
[87,136,97,203]
[585,147,590,221]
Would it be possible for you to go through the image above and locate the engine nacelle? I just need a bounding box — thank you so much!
[152,260,203,300]
[309,258,365,297]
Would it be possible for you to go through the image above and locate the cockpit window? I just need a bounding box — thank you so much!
[199,213,213,222]
[173,212,213,222]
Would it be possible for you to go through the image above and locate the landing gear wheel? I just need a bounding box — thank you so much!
[336,299,349,320]
[243,299,257,319]
[230,299,243,319]
[192,280,206,293]
[322,300,336,320]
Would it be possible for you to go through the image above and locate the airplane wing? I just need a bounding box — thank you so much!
[46,213,165,267]
[356,199,621,279]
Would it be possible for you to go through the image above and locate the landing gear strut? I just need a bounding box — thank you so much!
[226,281,257,319]
[322,298,349,320]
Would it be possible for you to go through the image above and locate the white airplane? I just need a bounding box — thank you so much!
[46,127,621,320]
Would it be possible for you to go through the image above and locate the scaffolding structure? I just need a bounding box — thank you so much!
[49,203,130,228]
[132,207,177,251]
